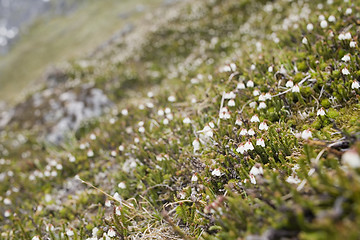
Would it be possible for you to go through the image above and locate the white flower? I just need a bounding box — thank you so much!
[92,227,99,237]
[108,228,116,237]
[264,93,272,100]
[328,15,336,22]
[342,67,350,75]
[248,129,255,136]
[183,117,191,124]
[302,37,308,44]
[68,154,76,162]
[4,210,11,218]
[249,174,256,184]
[318,15,325,21]
[259,94,266,101]
[3,198,11,205]
[338,32,352,40]
[138,126,145,133]
[219,107,231,119]
[286,175,301,184]
[236,144,245,154]
[222,65,231,72]
[320,20,328,28]
[349,41,356,48]
[46,223,55,232]
[163,118,169,125]
[224,91,236,99]
[235,118,243,126]
[345,8,352,15]
[230,63,237,71]
[147,91,154,98]
[285,80,294,88]
[237,82,246,89]
[253,90,260,96]
[66,229,74,237]
[256,138,265,147]
[258,102,267,110]
[79,143,87,149]
[121,109,128,116]
[105,200,112,207]
[250,115,260,123]
[246,80,254,88]
[279,65,287,75]
[157,109,164,116]
[317,108,326,116]
[191,174,198,182]
[202,125,214,138]
[110,150,116,157]
[113,192,121,202]
[342,149,360,168]
[250,164,264,176]
[244,141,254,151]
[87,150,94,157]
[90,133,96,140]
[118,182,126,189]
[228,99,236,107]
[341,54,351,62]
[249,102,257,108]
[164,108,171,114]
[211,168,221,177]
[301,129,312,140]
[259,122,269,131]
[251,64,256,70]
[351,81,360,89]
[115,206,121,216]
[240,128,248,136]
[193,139,200,153]
[118,145,124,151]
[268,66,273,72]
[292,84,300,93]
[168,96,176,102]
[306,23,314,31]
[32,236,40,240]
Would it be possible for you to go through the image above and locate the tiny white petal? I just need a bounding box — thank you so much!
[211,168,221,177]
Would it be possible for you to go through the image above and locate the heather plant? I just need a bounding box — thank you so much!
[1,0,360,239]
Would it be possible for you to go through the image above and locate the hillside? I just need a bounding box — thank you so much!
[1,0,360,239]
[0,0,165,103]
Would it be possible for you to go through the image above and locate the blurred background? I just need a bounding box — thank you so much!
[0,0,171,104]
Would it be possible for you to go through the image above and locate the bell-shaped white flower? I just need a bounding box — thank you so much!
[250,164,264,176]
[316,108,326,116]
[250,115,260,123]
[212,168,221,177]
[244,141,254,151]
[259,122,269,131]
[351,81,360,89]
[256,138,265,147]
[286,80,294,88]
[342,149,360,168]
[342,67,350,75]
[301,129,312,140]
[292,84,300,93]
[236,144,245,154]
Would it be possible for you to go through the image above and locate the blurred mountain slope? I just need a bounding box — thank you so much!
[0,0,164,103]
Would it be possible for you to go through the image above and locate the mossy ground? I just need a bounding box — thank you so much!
[1,0,360,239]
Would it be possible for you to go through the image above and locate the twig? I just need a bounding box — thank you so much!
[75,175,134,209]
[217,91,225,125]
[272,75,311,98]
